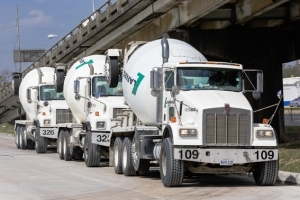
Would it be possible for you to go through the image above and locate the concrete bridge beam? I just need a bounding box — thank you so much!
[235,0,289,25]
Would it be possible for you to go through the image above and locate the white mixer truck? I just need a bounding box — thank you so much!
[14,67,72,153]
[104,37,279,187]
[54,55,127,166]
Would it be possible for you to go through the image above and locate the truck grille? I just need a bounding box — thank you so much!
[203,108,251,146]
[56,109,73,124]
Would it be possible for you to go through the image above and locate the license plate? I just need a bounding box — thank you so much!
[220,158,234,166]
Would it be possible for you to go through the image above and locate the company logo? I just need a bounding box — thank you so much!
[123,70,145,95]
[75,59,94,70]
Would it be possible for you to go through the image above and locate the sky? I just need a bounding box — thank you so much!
[0,0,112,75]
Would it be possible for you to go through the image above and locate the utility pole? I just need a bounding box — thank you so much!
[16,5,21,72]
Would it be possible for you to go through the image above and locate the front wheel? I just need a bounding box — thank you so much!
[253,161,278,186]
[20,126,27,150]
[160,138,184,187]
[35,129,48,153]
[114,137,123,174]
[83,131,101,167]
[57,130,64,160]
[63,130,73,161]
[15,126,20,149]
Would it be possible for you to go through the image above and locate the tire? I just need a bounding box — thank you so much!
[35,128,48,153]
[57,130,64,160]
[83,131,101,167]
[114,137,123,174]
[73,147,83,160]
[253,160,278,186]
[63,130,73,161]
[160,138,184,187]
[20,126,27,150]
[55,71,64,93]
[106,56,119,88]
[15,126,20,149]
[122,137,136,176]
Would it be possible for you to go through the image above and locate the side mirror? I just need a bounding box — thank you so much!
[252,90,261,100]
[257,73,263,93]
[277,90,282,99]
[150,70,159,90]
[74,80,80,94]
[172,85,180,95]
[95,92,100,99]
[27,88,32,104]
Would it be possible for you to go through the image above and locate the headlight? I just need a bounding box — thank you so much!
[44,119,51,125]
[256,130,273,138]
[180,129,197,137]
[96,121,106,129]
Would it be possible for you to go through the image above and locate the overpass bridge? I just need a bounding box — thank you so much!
[1,0,300,138]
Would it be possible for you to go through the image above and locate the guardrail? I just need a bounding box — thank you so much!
[0,0,116,105]
[21,0,115,78]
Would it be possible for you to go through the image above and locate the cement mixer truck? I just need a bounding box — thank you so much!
[104,38,279,187]
[14,67,72,153]
[54,55,127,167]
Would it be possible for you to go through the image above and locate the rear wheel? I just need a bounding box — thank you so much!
[114,137,123,174]
[253,161,278,186]
[63,130,73,161]
[57,130,64,160]
[15,126,20,149]
[122,137,135,176]
[160,138,184,187]
[84,131,101,167]
[35,129,48,153]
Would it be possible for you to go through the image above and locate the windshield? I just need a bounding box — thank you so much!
[40,85,64,100]
[174,67,242,92]
[92,76,123,97]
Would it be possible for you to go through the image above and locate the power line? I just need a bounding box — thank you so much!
[0,26,15,30]
[19,26,67,33]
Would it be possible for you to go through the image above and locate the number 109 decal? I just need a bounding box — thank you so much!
[254,150,275,161]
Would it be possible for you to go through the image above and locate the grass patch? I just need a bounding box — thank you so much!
[279,141,300,173]
[0,121,15,134]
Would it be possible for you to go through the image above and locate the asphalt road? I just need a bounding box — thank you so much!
[0,135,299,200]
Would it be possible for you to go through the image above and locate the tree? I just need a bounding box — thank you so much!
[0,68,12,85]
